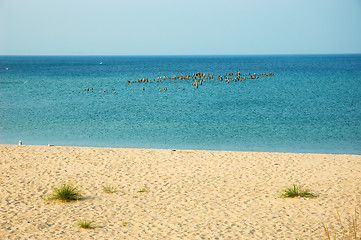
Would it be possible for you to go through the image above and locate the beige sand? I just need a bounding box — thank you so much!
[0,144,360,239]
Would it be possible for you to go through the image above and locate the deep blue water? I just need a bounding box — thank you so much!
[0,55,360,154]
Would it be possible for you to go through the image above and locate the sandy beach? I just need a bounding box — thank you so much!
[0,144,360,239]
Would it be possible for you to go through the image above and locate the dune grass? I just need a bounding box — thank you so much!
[137,185,149,193]
[281,184,316,198]
[78,219,95,229]
[103,184,117,194]
[322,205,360,240]
[48,183,82,202]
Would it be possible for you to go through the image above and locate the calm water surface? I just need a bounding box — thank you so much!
[0,55,360,154]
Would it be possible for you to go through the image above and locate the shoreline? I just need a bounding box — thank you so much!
[2,143,360,156]
[1,144,360,239]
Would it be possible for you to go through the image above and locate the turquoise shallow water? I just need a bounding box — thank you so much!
[0,55,360,154]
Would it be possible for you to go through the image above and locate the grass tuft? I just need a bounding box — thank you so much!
[137,185,149,193]
[321,204,360,240]
[48,183,82,202]
[103,184,117,194]
[78,219,95,229]
[281,184,316,198]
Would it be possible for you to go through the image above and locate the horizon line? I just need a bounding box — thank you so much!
[1,53,361,57]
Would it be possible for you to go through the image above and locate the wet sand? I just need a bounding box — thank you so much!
[1,144,360,239]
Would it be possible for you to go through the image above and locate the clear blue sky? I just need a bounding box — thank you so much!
[1,0,361,55]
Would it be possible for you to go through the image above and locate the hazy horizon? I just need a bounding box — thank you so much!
[2,53,361,57]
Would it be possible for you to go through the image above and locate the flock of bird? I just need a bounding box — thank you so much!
[79,71,275,93]
[128,71,275,91]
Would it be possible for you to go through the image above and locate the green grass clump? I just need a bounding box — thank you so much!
[48,183,82,202]
[103,184,117,194]
[137,185,149,193]
[281,184,316,198]
[78,219,95,229]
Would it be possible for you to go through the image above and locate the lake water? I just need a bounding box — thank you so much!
[0,55,360,154]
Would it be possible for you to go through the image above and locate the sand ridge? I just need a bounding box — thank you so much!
[0,144,360,239]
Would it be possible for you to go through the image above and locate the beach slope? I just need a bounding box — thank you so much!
[1,145,360,239]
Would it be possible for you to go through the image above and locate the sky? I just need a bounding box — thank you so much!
[1,0,361,55]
